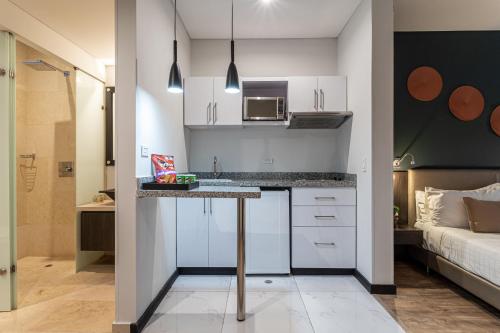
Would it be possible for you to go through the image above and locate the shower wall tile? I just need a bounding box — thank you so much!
[16,41,76,259]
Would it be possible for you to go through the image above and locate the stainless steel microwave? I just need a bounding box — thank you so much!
[243,97,286,121]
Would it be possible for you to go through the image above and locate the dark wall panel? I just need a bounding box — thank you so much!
[394,31,500,169]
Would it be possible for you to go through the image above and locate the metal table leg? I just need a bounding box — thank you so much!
[237,197,246,321]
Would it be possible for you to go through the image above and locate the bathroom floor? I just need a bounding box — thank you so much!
[0,257,114,333]
[143,275,404,333]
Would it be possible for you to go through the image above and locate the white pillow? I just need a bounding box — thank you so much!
[415,190,429,223]
[425,186,500,228]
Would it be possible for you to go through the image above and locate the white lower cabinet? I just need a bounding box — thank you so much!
[209,198,237,267]
[292,227,355,268]
[291,187,356,269]
[246,191,290,274]
[177,198,236,268]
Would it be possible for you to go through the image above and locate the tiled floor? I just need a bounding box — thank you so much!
[0,257,115,333]
[143,275,405,333]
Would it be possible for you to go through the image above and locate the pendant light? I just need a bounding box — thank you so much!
[168,0,183,93]
[225,0,240,94]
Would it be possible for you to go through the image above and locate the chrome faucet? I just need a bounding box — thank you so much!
[213,156,218,178]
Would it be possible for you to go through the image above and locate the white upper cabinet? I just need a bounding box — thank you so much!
[184,77,214,126]
[318,76,347,112]
[213,77,242,125]
[288,76,347,113]
[184,77,242,127]
[288,76,319,113]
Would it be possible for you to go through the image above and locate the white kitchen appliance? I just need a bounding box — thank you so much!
[246,189,290,274]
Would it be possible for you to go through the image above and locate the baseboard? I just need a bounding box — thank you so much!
[127,269,179,333]
[354,270,397,295]
[291,268,355,275]
[178,267,236,275]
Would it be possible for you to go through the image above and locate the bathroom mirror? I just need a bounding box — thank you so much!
[105,87,115,166]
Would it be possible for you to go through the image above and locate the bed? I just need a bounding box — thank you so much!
[406,169,500,310]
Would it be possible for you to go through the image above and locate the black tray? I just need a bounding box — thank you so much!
[142,181,199,191]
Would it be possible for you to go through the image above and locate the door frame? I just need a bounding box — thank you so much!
[0,31,16,312]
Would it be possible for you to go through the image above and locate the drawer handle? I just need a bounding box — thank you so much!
[315,196,336,201]
[314,215,336,220]
[314,242,336,246]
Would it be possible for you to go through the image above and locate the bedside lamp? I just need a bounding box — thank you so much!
[393,153,416,169]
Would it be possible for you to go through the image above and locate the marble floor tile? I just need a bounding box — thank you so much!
[222,292,314,333]
[143,291,228,333]
[300,291,405,333]
[170,275,231,292]
[294,275,366,292]
[0,257,115,333]
[230,276,298,292]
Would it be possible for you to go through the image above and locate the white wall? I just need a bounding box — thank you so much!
[337,0,393,285]
[338,0,373,282]
[191,38,337,77]
[189,38,340,172]
[136,0,191,324]
[372,0,394,286]
[115,0,138,326]
[0,0,104,81]
[189,128,339,172]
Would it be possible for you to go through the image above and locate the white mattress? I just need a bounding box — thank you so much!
[415,221,500,287]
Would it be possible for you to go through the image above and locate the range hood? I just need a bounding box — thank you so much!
[287,111,353,129]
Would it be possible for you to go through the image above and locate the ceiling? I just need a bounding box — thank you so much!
[9,0,115,62]
[176,0,363,39]
[394,0,500,31]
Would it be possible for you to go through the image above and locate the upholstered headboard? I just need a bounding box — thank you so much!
[407,169,500,226]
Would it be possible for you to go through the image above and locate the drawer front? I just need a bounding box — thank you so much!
[292,227,355,268]
[292,206,355,227]
[292,188,356,206]
[81,212,115,252]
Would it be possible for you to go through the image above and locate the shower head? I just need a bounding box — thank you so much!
[23,59,70,77]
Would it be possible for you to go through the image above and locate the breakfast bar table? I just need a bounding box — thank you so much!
[137,185,261,321]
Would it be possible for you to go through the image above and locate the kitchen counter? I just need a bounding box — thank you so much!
[76,200,115,212]
[199,178,354,188]
[195,172,356,188]
[137,185,261,199]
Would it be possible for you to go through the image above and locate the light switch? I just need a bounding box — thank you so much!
[141,145,149,158]
[263,158,274,165]
[362,158,367,172]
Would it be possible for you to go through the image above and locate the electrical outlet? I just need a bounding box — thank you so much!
[141,145,149,158]
[263,158,274,165]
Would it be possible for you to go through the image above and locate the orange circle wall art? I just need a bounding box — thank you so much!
[407,66,443,102]
[448,85,484,121]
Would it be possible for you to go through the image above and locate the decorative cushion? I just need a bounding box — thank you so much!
[463,197,500,233]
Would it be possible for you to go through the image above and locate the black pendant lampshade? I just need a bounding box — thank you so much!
[168,0,183,93]
[225,0,240,94]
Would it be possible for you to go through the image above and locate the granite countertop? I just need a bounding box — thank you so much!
[136,172,355,198]
[137,185,261,199]
[195,172,356,188]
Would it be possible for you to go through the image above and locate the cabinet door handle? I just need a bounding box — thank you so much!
[314,89,318,110]
[207,102,212,124]
[209,198,212,215]
[314,215,336,220]
[314,242,336,246]
[314,196,336,201]
[203,198,206,214]
[213,102,217,124]
[320,89,324,110]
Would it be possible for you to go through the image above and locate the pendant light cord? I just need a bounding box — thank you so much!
[173,0,178,62]
[174,0,177,41]
[230,0,234,63]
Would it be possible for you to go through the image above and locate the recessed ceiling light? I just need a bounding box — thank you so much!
[261,0,272,4]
